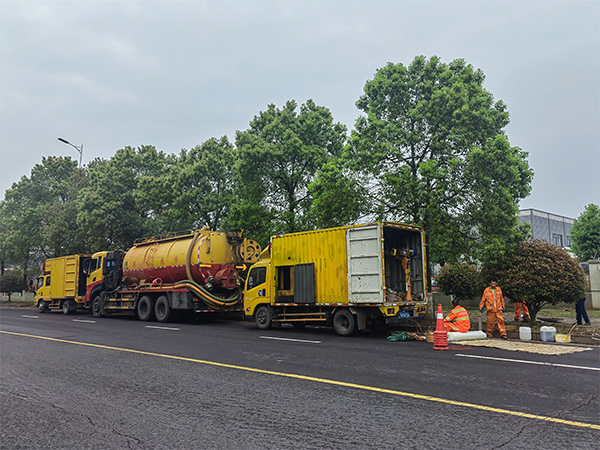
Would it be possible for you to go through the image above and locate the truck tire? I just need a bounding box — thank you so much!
[92,296,103,317]
[137,295,156,321]
[255,305,272,330]
[333,309,357,336]
[155,295,171,323]
[38,300,48,313]
[62,300,75,315]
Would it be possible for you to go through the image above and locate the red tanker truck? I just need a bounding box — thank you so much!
[36,228,261,322]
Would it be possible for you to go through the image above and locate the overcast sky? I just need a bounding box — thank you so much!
[1,0,598,219]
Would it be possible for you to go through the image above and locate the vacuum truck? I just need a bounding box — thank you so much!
[36,228,261,322]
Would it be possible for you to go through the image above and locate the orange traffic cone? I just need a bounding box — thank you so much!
[433,304,449,351]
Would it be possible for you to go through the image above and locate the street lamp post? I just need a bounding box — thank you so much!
[58,137,83,167]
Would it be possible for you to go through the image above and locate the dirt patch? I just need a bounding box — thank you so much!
[457,339,593,355]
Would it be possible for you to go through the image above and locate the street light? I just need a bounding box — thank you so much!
[58,137,83,168]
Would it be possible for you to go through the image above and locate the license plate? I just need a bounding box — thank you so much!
[398,312,410,318]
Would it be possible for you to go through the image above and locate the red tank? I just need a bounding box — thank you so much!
[123,229,260,292]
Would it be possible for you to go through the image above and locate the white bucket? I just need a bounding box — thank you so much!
[519,326,532,341]
[540,326,557,342]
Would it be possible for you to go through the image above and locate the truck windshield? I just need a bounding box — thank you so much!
[247,267,266,289]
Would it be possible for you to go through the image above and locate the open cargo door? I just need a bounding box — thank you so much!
[346,224,383,304]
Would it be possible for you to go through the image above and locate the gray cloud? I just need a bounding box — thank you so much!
[1,0,598,218]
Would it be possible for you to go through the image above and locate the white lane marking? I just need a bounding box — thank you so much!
[72,319,96,324]
[260,336,321,344]
[456,354,599,371]
[145,325,180,331]
[22,315,39,319]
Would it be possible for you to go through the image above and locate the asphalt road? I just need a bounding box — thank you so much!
[1,307,599,449]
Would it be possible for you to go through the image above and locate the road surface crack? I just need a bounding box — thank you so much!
[496,423,527,448]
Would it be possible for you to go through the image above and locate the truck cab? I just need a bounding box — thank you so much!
[34,275,51,311]
[244,258,271,325]
[84,250,124,304]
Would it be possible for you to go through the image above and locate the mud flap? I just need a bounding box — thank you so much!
[349,307,367,330]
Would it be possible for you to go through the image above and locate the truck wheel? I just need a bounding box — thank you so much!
[155,295,171,323]
[333,309,357,336]
[38,300,47,313]
[62,300,75,315]
[137,295,156,321]
[92,296,103,317]
[255,305,272,330]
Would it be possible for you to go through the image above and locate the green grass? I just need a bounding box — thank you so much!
[536,304,600,319]
[464,303,599,319]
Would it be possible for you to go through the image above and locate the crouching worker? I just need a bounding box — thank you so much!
[444,299,470,332]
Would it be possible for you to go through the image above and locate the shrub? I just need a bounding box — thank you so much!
[497,239,586,322]
[435,263,484,301]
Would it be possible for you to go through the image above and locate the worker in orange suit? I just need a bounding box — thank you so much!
[480,280,507,339]
[514,300,530,322]
[444,298,471,332]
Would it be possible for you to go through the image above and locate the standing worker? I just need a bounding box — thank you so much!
[576,296,591,326]
[444,298,471,332]
[480,280,508,340]
[514,299,530,322]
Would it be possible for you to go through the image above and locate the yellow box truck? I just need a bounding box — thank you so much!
[35,254,91,314]
[243,222,428,336]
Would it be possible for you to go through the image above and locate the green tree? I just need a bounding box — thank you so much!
[464,135,533,266]
[0,270,24,302]
[0,157,87,283]
[435,263,484,301]
[166,137,237,231]
[497,239,586,323]
[350,56,532,265]
[77,146,173,251]
[308,159,368,229]
[571,203,600,261]
[232,99,347,244]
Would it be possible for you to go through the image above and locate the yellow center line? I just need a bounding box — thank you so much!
[2,330,599,431]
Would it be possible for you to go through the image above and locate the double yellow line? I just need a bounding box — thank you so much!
[2,330,598,431]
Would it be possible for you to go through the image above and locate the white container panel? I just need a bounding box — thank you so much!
[347,225,384,304]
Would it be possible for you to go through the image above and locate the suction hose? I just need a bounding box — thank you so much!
[181,230,240,309]
[185,230,202,282]
[174,279,241,309]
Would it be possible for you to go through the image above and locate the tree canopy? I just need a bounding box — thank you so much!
[77,146,174,252]
[571,203,600,262]
[0,156,87,281]
[350,56,532,265]
[231,99,347,243]
[1,55,534,281]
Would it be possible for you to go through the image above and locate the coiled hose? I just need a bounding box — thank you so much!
[174,279,241,309]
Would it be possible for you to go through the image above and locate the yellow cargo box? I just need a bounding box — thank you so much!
[244,222,429,335]
[36,254,91,313]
